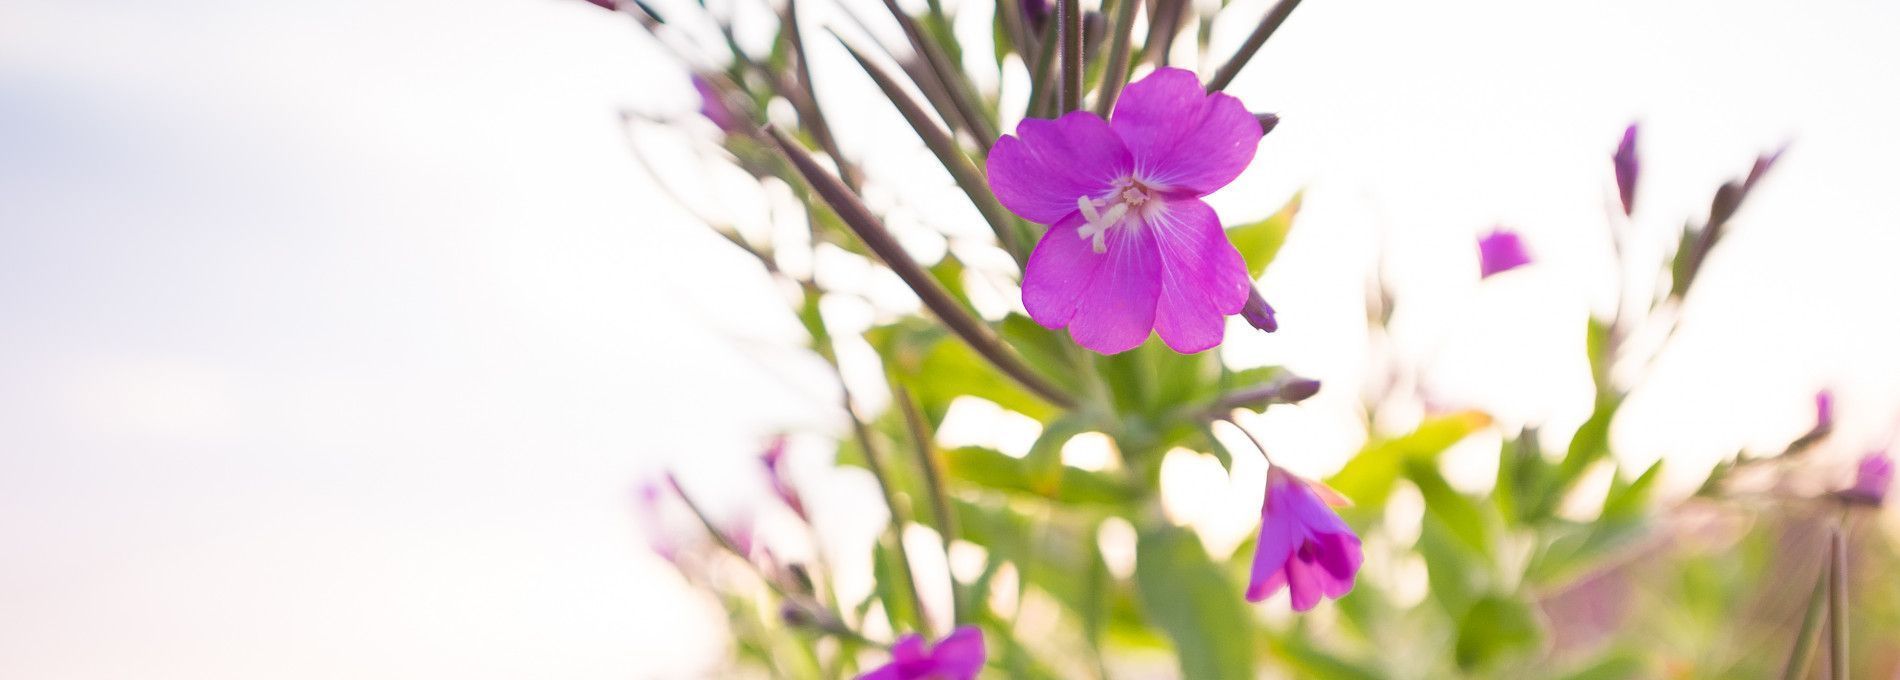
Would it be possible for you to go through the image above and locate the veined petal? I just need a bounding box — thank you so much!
[1063,226,1162,354]
[1284,552,1323,612]
[1147,198,1250,353]
[987,111,1132,224]
[1314,531,1363,595]
[1111,68,1261,194]
[1022,212,1106,329]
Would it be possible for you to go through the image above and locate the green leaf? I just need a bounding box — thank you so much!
[1227,192,1302,278]
[1403,458,1492,557]
[1266,636,1384,680]
[1454,595,1543,670]
[1329,410,1491,512]
[1555,652,1646,680]
[1135,526,1254,680]
[943,446,1136,505]
[1585,316,1613,394]
[1601,459,1662,521]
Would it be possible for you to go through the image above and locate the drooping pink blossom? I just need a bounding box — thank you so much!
[858,627,986,680]
[1247,468,1363,611]
[1613,123,1639,216]
[1844,452,1892,506]
[987,67,1261,354]
[1477,227,1532,279]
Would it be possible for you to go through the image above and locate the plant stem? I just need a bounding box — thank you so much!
[833,36,1026,262]
[893,384,962,625]
[1093,0,1140,116]
[1783,558,1829,680]
[1204,0,1303,92]
[781,0,858,191]
[877,0,998,150]
[762,126,1077,408]
[1829,527,1849,680]
[1057,0,1083,113]
[839,382,935,639]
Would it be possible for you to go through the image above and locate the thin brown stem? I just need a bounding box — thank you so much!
[1092,0,1140,116]
[1205,0,1303,92]
[1057,0,1083,112]
[893,384,961,624]
[762,126,1077,408]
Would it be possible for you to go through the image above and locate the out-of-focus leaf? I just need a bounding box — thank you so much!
[929,253,970,306]
[1266,636,1383,680]
[1494,429,1548,524]
[1135,526,1253,680]
[1668,222,1700,299]
[1417,511,1485,615]
[1585,316,1613,394]
[1533,394,1621,518]
[943,446,1137,504]
[1404,458,1492,557]
[1555,651,1646,680]
[871,537,920,633]
[875,324,1057,425]
[1601,459,1662,521]
[1227,192,1302,278]
[1024,416,1090,483]
[998,313,1079,396]
[1330,410,1492,513]
[1454,595,1543,670]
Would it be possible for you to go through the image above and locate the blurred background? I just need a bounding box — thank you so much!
[3,0,1898,677]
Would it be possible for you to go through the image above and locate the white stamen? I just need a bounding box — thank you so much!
[1072,178,1156,255]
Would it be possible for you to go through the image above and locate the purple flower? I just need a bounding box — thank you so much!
[1614,123,1639,216]
[1477,228,1532,279]
[1844,452,1892,506]
[987,67,1260,354]
[760,436,806,518]
[859,627,986,680]
[1247,468,1363,611]
[1814,390,1835,432]
[634,481,680,563]
[691,75,742,134]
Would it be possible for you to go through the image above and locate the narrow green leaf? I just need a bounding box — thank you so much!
[1226,192,1302,278]
[1454,595,1543,670]
[1135,526,1254,680]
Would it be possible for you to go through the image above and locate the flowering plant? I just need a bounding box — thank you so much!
[603,0,1896,676]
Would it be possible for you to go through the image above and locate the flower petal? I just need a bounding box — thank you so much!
[987,111,1132,224]
[1063,226,1162,354]
[1022,212,1106,329]
[1246,505,1297,602]
[928,627,987,679]
[1284,550,1323,612]
[1314,531,1364,596]
[1111,67,1261,194]
[1147,198,1250,353]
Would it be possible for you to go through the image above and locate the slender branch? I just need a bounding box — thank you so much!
[762,125,1078,408]
[1092,0,1140,116]
[839,380,935,638]
[876,0,999,150]
[1057,0,1083,112]
[996,0,1033,61]
[1142,0,1186,67]
[782,0,859,191]
[1783,554,1831,679]
[1829,528,1849,680]
[1205,0,1303,92]
[833,35,1026,262]
[1026,19,1061,118]
[893,384,961,624]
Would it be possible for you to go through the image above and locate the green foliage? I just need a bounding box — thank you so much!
[1135,526,1254,680]
[1227,192,1302,278]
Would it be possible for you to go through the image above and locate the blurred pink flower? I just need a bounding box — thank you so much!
[1613,123,1639,216]
[1477,227,1532,279]
[987,67,1260,354]
[1843,452,1892,506]
[634,480,680,563]
[760,436,806,519]
[1247,468,1363,611]
[859,627,986,680]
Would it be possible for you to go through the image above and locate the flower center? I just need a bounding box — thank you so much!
[1075,177,1158,254]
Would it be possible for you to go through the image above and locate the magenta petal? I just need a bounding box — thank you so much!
[1022,213,1106,329]
[1063,227,1162,354]
[1246,510,1296,602]
[1110,68,1261,194]
[928,627,987,679]
[1284,553,1322,612]
[987,112,1132,224]
[1148,198,1249,353]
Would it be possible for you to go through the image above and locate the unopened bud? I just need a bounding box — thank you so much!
[1255,112,1280,136]
[1839,451,1892,506]
[1613,123,1639,216]
[1241,285,1277,333]
[787,563,815,595]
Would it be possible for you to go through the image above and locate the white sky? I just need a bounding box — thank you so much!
[2,0,1897,678]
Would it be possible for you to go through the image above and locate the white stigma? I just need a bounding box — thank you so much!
[1074,178,1154,254]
